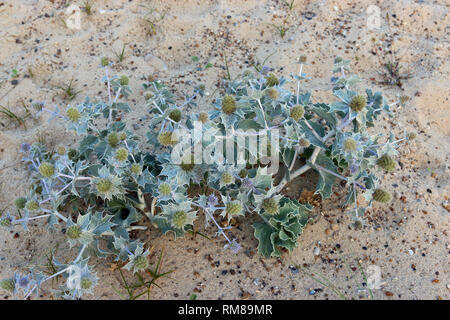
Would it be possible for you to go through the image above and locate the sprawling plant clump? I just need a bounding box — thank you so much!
[0,56,413,299]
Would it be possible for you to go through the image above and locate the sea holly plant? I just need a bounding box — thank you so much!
[0,55,413,299]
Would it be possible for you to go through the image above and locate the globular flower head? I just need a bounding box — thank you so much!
[57,146,66,155]
[221,95,237,115]
[66,107,80,122]
[349,95,366,112]
[130,163,142,175]
[133,255,148,271]
[158,132,178,146]
[343,138,357,152]
[262,197,279,215]
[66,225,82,240]
[266,88,279,100]
[163,201,197,230]
[198,112,209,124]
[0,215,12,228]
[97,179,112,193]
[144,91,154,100]
[169,109,182,122]
[299,138,310,148]
[158,182,172,197]
[80,277,93,290]
[220,172,233,185]
[299,54,307,63]
[15,197,27,209]
[372,189,391,203]
[26,200,39,211]
[265,73,279,87]
[376,154,396,171]
[290,105,305,121]
[119,75,129,86]
[0,278,15,292]
[226,201,243,218]
[107,132,120,148]
[115,148,128,162]
[39,162,55,178]
[92,166,124,200]
[238,169,248,179]
[172,210,188,229]
[180,154,195,172]
[119,132,127,141]
[68,149,78,161]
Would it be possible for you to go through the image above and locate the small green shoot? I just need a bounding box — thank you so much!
[141,6,167,37]
[11,69,19,79]
[113,44,127,63]
[82,0,93,16]
[114,249,174,300]
[282,0,296,11]
[0,103,31,128]
[56,78,80,101]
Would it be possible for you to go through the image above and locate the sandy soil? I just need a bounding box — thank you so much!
[0,0,448,300]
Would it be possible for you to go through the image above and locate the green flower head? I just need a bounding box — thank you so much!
[66,107,80,122]
[262,198,279,215]
[377,154,396,171]
[107,132,119,148]
[115,148,128,162]
[343,138,357,152]
[0,217,12,228]
[172,210,188,229]
[0,278,15,292]
[266,88,279,100]
[349,95,366,112]
[133,255,148,271]
[222,95,237,115]
[198,112,209,124]
[220,172,233,185]
[93,167,124,200]
[290,105,305,121]
[238,169,248,179]
[265,73,279,87]
[158,132,178,146]
[158,182,172,196]
[169,109,182,122]
[67,225,82,239]
[130,163,142,175]
[80,277,92,290]
[299,138,310,148]
[119,75,129,86]
[97,178,112,193]
[15,197,27,210]
[39,162,55,178]
[226,201,243,217]
[180,154,195,172]
[26,200,39,211]
[372,189,391,203]
[144,91,154,100]
[57,146,66,155]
